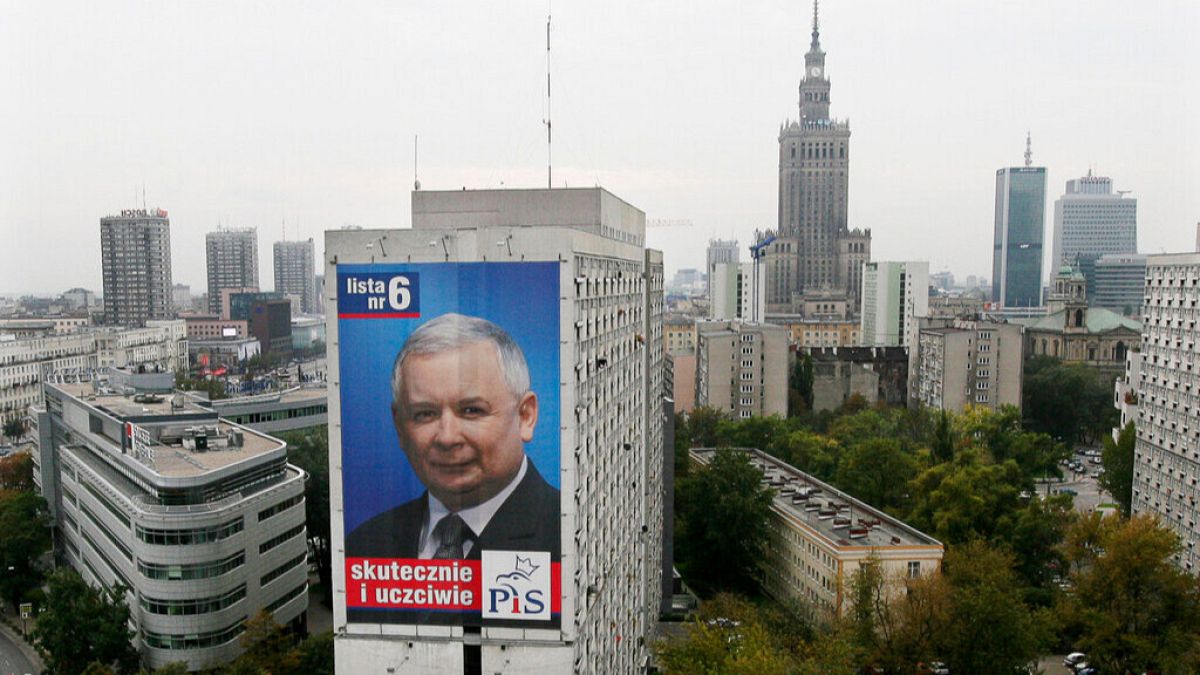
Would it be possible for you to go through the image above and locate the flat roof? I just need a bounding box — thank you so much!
[691,448,941,550]
[49,382,284,479]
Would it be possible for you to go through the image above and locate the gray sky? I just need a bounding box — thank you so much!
[2,0,1196,296]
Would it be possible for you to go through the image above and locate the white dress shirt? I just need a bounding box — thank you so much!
[417,456,528,559]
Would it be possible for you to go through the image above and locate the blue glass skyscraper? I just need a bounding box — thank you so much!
[992,137,1047,308]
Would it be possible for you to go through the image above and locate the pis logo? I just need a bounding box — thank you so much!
[481,551,551,621]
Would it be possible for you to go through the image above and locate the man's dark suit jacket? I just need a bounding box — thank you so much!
[345,459,561,562]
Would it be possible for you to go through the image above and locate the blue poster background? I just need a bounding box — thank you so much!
[337,262,561,533]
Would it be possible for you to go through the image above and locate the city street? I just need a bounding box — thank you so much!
[0,625,35,675]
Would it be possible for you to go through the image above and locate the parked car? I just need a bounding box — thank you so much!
[1063,652,1087,668]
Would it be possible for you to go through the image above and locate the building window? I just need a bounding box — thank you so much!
[908,561,921,578]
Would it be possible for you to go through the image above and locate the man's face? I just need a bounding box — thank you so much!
[392,341,537,510]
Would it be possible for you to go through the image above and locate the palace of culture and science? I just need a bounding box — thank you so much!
[762,2,871,318]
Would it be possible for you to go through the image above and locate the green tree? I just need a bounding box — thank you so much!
[655,594,797,674]
[906,452,1024,544]
[0,452,35,492]
[1023,357,1120,445]
[1100,422,1136,516]
[290,631,335,675]
[996,494,1074,607]
[227,610,301,675]
[33,568,139,675]
[767,429,842,481]
[280,428,331,607]
[789,352,814,416]
[931,541,1049,673]
[675,449,773,595]
[715,415,788,453]
[685,406,726,448]
[2,414,27,442]
[0,489,51,609]
[930,409,958,463]
[1059,514,1200,674]
[834,438,917,512]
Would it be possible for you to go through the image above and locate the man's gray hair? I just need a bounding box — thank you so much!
[391,313,531,406]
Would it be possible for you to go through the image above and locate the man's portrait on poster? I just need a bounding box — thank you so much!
[345,313,561,561]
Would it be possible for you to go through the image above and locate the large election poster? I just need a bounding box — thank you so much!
[337,262,561,628]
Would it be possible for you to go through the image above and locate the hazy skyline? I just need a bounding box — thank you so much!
[2,1,1196,296]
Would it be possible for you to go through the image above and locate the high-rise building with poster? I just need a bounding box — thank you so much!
[327,188,668,674]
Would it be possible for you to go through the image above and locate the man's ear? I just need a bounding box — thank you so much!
[518,391,538,443]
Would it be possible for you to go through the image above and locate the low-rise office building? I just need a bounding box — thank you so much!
[691,449,943,616]
[30,380,308,670]
[191,386,328,435]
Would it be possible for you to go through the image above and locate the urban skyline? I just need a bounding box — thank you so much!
[2,2,1196,298]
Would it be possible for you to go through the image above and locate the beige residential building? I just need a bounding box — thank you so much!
[671,352,697,415]
[664,314,697,355]
[695,321,788,418]
[691,449,943,616]
[775,317,860,348]
[910,317,1023,412]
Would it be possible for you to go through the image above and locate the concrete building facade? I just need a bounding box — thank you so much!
[860,261,929,347]
[709,262,766,322]
[328,187,667,674]
[206,230,259,315]
[31,380,308,670]
[101,209,174,327]
[1049,173,1137,299]
[1094,254,1147,317]
[695,321,788,418]
[273,239,316,314]
[1124,253,1200,572]
[705,239,739,303]
[911,317,1023,413]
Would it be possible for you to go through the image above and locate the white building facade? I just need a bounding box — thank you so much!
[709,262,766,323]
[859,261,929,347]
[31,380,308,670]
[1126,253,1200,572]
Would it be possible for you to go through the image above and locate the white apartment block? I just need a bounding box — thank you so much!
[1126,253,1200,572]
[0,333,97,413]
[709,262,767,323]
[695,320,788,419]
[692,449,942,616]
[329,188,666,674]
[860,261,929,347]
[31,379,308,670]
[910,317,1023,412]
[96,320,189,372]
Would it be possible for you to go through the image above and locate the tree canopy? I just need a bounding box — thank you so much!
[675,448,774,595]
[33,568,139,675]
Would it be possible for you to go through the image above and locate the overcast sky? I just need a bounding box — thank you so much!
[2,0,1196,296]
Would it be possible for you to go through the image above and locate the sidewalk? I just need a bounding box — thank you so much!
[0,610,44,675]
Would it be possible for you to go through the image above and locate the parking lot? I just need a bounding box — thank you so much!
[1037,447,1113,515]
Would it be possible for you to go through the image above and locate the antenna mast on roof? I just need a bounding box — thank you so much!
[413,135,421,191]
[544,10,552,189]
